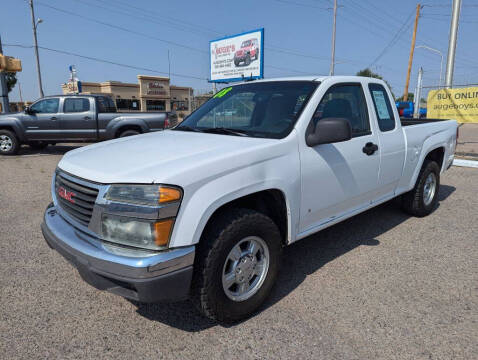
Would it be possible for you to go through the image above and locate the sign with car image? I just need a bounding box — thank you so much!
[210,28,264,83]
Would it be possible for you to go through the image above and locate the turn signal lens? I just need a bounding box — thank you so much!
[159,187,181,203]
[154,219,174,247]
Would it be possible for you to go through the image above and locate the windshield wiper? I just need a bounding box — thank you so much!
[202,127,248,137]
[173,125,203,132]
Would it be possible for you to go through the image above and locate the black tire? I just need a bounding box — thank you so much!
[192,208,282,323]
[118,129,140,138]
[234,59,240,67]
[401,160,440,217]
[0,129,19,155]
[28,141,48,150]
[255,50,258,60]
[245,55,251,66]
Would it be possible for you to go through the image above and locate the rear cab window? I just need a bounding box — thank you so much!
[97,96,116,113]
[64,98,90,113]
[368,84,396,132]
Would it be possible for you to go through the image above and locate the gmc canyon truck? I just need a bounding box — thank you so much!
[41,76,458,322]
[0,94,177,155]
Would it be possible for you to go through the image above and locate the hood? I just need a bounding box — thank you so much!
[58,130,282,185]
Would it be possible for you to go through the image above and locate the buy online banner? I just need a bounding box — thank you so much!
[427,87,478,123]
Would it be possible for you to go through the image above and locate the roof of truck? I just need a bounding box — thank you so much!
[249,75,382,83]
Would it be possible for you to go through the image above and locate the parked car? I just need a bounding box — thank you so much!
[234,38,259,66]
[396,100,427,118]
[0,94,177,155]
[41,76,457,323]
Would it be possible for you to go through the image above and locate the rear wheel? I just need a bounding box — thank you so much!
[192,208,282,323]
[0,130,19,155]
[119,129,140,138]
[401,160,440,217]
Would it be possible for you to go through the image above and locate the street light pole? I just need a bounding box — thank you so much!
[445,0,461,88]
[416,45,444,88]
[329,0,337,75]
[29,0,44,98]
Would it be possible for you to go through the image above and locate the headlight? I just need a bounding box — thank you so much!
[102,184,182,250]
[105,184,181,205]
[102,214,174,250]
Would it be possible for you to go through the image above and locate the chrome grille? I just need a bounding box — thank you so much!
[55,173,99,226]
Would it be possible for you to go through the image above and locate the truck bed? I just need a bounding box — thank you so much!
[400,118,448,126]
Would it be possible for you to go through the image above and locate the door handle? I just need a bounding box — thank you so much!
[362,142,378,155]
[84,116,91,120]
[50,116,58,120]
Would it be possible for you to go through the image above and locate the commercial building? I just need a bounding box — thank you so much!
[61,75,211,118]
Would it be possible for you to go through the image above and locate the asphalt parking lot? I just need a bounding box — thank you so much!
[1,145,477,360]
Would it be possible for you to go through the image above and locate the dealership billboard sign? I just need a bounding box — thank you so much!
[427,87,478,123]
[210,28,264,83]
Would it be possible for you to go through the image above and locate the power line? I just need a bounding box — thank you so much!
[35,1,207,54]
[272,0,329,10]
[368,8,415,68]
[3,43,208,80]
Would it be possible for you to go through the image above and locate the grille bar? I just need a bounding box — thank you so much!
[55,173,99,226]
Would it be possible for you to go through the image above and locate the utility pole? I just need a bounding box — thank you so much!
[413,67,423,118]
[188,87,192,114]
[329,0,337,75]
[403,3,421,101]
[29,0,44,97]
[18,81,24,104]
[212,82,217,94]
[167,50,171,80]
[445,0,461,88]
[0,35,10,113]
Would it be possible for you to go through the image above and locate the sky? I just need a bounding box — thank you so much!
[1,0,478,102]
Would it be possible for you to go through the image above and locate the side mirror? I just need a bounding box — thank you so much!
[306,117,352,147]
[24,106,33,114]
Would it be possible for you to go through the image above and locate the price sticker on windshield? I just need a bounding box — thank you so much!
[214,87,232,99]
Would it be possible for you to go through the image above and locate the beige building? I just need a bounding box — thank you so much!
[62,75,211,118]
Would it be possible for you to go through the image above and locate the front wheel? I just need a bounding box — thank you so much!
[192,208,282,323]
[0,130,19,155]
[401,160,440,217]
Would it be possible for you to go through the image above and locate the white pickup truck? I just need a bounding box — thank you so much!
[42,76,458,322]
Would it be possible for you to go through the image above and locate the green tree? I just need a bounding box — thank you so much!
[356,68,395,99]
[396,93,414,102]
[6,72,17,93]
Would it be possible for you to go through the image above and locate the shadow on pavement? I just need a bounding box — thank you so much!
[16,143,87,156]
[133,184,455,331]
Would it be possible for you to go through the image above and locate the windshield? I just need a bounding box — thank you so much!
[241,40,252,48]
[174,81,318,139]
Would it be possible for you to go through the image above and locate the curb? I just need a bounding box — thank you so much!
[453,159,478,168]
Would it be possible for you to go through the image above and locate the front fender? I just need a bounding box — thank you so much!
[0,118,25,141]
[168,145,301,248]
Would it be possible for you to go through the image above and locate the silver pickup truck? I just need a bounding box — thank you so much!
[0,94,177,155]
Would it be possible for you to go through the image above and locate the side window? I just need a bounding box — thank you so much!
[30,98,59,114]
[64,98,90,113]
[368,83,396,132]
[313,84,370,137]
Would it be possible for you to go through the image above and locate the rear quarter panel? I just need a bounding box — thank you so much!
[396,120,457,194]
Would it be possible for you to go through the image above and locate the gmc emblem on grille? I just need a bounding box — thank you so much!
[58,186,76,204]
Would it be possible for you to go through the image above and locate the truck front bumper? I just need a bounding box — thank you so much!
[41,204,195,303]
